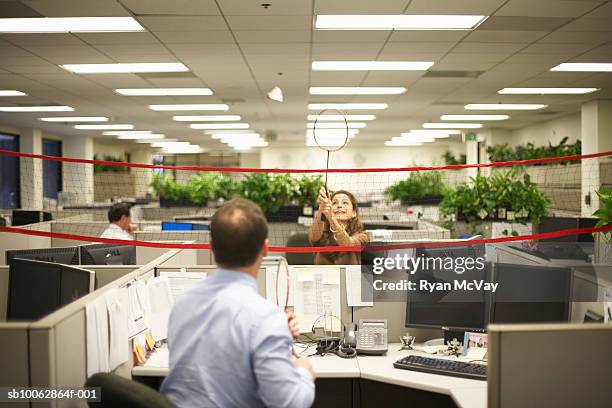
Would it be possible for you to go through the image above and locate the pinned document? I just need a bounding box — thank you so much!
[106,287,130,370]
[346,265,373,307]
[126,283,147,338]
[86,295,110,377]
[146,276,174,341]
[265,266,294,307]
[294,268,341,332]
[160,271,207,300]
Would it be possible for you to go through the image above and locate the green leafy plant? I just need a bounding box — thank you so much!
[593,187,612,240]
[93,154,129,173]
[386,171,449,205]
[294,175,325,207]
[240,173,298,214]
[442,151,467,165]
[150,173,190,201]
[439,169,550,234]
[186,173,223,205]
[487,137,581,165]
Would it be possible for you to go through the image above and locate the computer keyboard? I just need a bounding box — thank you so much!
[393,355,487,381]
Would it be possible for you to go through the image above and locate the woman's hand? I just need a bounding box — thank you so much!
[317,187,332,218]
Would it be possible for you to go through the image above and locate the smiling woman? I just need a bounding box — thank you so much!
[308,188,369,265]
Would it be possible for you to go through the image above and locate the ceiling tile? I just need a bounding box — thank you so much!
[22,0,129,16]
[464,30,548,43]
[233,30,311,43]
[75,32,160,45]
[226,15,311,31]
[496,0,601,17]
[123,0,220,15]
[313,0,410,13]
[478,16,571,31]
[154,30,234,44]
[406,0,506,14]
[139,16,227,31]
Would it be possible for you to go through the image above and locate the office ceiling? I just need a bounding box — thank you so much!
[0,0,610,151]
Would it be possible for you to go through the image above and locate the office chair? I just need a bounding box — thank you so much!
[285,233,315,265]
[85,373,176,408]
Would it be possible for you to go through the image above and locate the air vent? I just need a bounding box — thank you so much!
[136,72,197,79]
[423,70,484,78]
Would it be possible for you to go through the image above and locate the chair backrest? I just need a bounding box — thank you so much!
[285,233,314,265]
[85,373,176,408]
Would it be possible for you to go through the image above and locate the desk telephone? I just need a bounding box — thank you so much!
[344,319,388,355]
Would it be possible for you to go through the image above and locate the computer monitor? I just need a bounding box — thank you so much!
[490,263,572,324]
[79,243,136,265]
[192,223,209,231]
[405,245,490,332]
[539,216,598,243]
[6,246,79,265]
[11,210,52,226]
[162,221,193,231]
[7,259,94,321]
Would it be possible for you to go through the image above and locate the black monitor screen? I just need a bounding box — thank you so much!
[8,259,62,321]
[6,246,79,265]
[11,210,52,226]
[60,265,94,305]
[405,245,489,331]
[80,244,136,265]
[491,263,572,324]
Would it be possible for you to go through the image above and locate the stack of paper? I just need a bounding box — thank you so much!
[293,268,342,333]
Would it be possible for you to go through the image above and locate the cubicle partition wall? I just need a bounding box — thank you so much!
[0,222,52,265]
[0,323,30,407]
[488,323,612,408]
[134,232,211,264]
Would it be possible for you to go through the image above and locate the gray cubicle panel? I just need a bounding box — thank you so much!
[82,265,143,289]
[134,231,211,265]
[0,323,30,408]
[488,323,612,408]
[0,222,52,265]
[0,266,7,321]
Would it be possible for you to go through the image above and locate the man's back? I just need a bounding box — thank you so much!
[161,268,314,408]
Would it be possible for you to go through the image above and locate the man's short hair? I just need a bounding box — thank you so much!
[108,202,131,223]
[210,198,268,268]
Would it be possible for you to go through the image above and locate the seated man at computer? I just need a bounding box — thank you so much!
[100,202,135,240]
[161,198,315,408]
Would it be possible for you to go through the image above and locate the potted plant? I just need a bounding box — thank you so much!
[439,169,550,236]
[150,173,192,207]
[593,187,612,263]
[386,171,449,205]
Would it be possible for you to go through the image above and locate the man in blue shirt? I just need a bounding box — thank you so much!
[161,198,315,408]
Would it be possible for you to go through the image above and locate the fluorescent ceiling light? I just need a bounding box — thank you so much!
[408,129,460,135]
[312,61,433,71]
[307,129,359,137]
[39,116,109,122]
[61,63,188,74]
[498,87,599,95]
[209,132,260,137]
[307,114,376,121]
[307,122,366,129]
[0,106,73,112]
[117,134,165,140]
[550,63,612,72]
[173,115,240,122]
[309,87,406,95]
[465,103,547,110]
[423,122,482,129]
[103,130,152,136]
[315,15,487,30]
[308,103,387,110]
[152,142,191,147]
[74,124,133,130]
[190,123,249,130]
[385,141,424,147]
[393,136,435,143]
[225,140,268,147]
[149,104,229,111]
[401,131,453,139]
[441,114,509,121]
[115,88,212,96]
[136,138,177,144]
[0,90,26,96]
[0,17,144,33]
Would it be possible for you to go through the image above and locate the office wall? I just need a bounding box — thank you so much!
[509,112,581,147]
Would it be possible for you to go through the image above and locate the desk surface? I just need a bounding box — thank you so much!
[132,343,486,408]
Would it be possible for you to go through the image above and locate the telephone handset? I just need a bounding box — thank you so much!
[353,319,388,355]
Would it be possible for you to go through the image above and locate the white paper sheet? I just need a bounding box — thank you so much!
[160,271,207,300]
[604,286,612,324]
[85,295,110,377]
[146,276,174,341]
[125,284,147,338]
[144,347,169,368]
[265,266,295,307]
[294,268,341,332]
[105,287,130,370]
[346,265,373,307]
